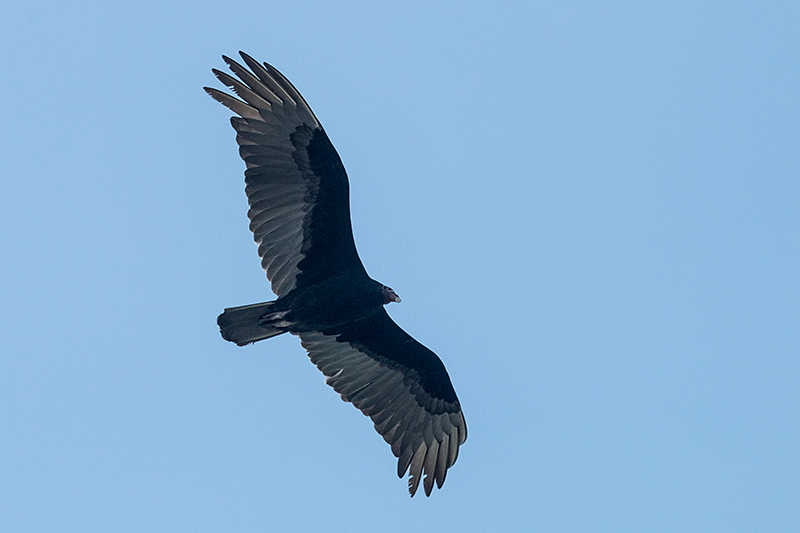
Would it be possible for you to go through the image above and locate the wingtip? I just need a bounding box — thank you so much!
[222,54,246,72]
[210,67,226,81]
[203,86,230,104]
[204,86,223,100]
[238,50,274,74]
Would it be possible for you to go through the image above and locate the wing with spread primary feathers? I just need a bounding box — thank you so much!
[205,53,367,297]
[299,309,467,496]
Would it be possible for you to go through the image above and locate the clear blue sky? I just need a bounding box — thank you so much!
[1,1,797,531]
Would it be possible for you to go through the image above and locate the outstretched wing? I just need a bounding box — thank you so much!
[205,52,368,297]
[298,309,467,497]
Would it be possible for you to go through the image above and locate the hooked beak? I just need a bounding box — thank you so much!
[383,286,401,304]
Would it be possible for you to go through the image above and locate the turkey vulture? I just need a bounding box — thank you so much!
[205,52,466,496]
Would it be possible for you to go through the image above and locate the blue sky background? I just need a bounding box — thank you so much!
[1,1,797,531]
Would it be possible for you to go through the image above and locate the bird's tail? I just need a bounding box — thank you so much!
[217,301,287,346]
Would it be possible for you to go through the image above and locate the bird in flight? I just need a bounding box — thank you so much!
[205,52,466,496]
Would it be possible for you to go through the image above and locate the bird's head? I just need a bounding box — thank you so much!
[382,285,401,304]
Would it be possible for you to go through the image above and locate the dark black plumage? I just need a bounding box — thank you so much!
[206,52,466,496]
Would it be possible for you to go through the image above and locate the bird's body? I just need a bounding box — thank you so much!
[206,52,466,496]
[220,273,387,339]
